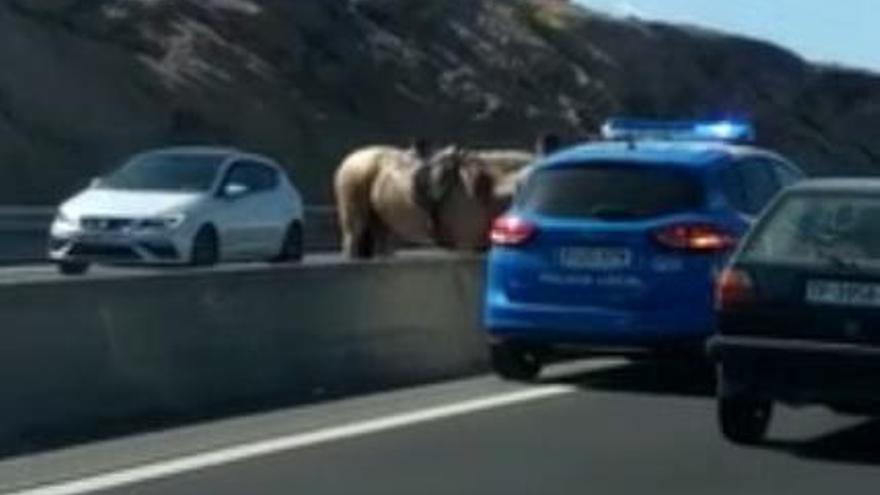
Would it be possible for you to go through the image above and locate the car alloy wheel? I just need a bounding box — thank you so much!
[58,261,90,276]
[191,226,219,267]
[274,221,304,263]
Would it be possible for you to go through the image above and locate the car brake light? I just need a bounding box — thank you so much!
[490,216,536,246]
[653,223,737,252]
[715,268,755,310]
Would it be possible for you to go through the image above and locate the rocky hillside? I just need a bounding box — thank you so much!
[2,0,880,203]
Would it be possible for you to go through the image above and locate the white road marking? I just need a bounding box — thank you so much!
[8,385,575,495]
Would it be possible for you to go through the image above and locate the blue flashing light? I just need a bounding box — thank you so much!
[601,118,755,143]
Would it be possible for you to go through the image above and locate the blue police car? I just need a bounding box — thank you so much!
[483,119,806,380]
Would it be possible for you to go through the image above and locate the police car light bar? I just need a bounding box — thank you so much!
[601,118,756,143]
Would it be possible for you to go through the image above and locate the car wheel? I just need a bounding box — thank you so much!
[58,261,89,276]
[719,396,773,445]
[273,221,304,263]
[190,226,219,267]
[490,342,542,382]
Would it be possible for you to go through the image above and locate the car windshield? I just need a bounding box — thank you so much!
[741,192,880,269]
[517,163,705,220]
[98,153,224,192]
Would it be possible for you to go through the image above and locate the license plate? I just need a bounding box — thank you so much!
[559,247,632,270]
[79,233,122,244]
[806,280,880,308]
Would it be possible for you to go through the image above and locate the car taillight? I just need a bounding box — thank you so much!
[715,268,755,311]
[490,216,536,246]
[653,223,737,253]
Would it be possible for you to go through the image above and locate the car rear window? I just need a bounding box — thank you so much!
[517,163,705,220]
[741,193,880,267]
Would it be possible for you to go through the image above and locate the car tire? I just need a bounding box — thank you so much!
[490,342,542,382]
[190,226,219,267]
[273,221,304,263]
[58,261,89,276]
[719,396,773,445]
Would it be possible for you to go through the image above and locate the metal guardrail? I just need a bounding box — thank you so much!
[0,207,54,232]
[0,205,341,264]
[302,206,341,252]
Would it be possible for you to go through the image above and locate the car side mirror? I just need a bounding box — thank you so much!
[223,182,249,199]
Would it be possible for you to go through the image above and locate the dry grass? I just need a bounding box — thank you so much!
[519,0,575,33]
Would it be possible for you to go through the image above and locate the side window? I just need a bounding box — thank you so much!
[224,162,260,192]
[740,159,782,214]
[254,163,280,191]
[224,161,278,193]
[721,160,782,216]
[771,160,803,188]
[720,165,749,214]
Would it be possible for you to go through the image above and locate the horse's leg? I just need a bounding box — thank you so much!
[341,232,357,259]
[341,215,373,260]
[343,217,374,260]
[372,220,395,258]
[338,212,363,260]
[336,179,373,260]
[356,225,375,258]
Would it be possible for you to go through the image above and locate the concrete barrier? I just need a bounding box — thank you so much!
[0,208,53,265]
[0,256,487,453]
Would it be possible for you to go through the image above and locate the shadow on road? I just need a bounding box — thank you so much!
[546,357,717,399]
[549,358,880,465]
[765,417,880,466]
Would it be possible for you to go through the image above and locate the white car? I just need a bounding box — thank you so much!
[49,147,305,275]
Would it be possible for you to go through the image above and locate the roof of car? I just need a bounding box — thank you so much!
[144,146,246,157]
[788,178,880,193]
[537,140,779,170]
[136,146,280,166]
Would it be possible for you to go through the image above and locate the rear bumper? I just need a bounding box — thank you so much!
[709,335,880,407]
[484,298,713,348]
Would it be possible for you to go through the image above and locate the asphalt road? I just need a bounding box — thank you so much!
[4,359,880,495]
[0,249,455,285]
[0,257,344,285]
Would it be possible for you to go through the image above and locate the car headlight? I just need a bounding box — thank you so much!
[134,214,186,232]
[54,211,77,227]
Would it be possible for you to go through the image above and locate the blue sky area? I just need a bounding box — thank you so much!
[576,0,879,71]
